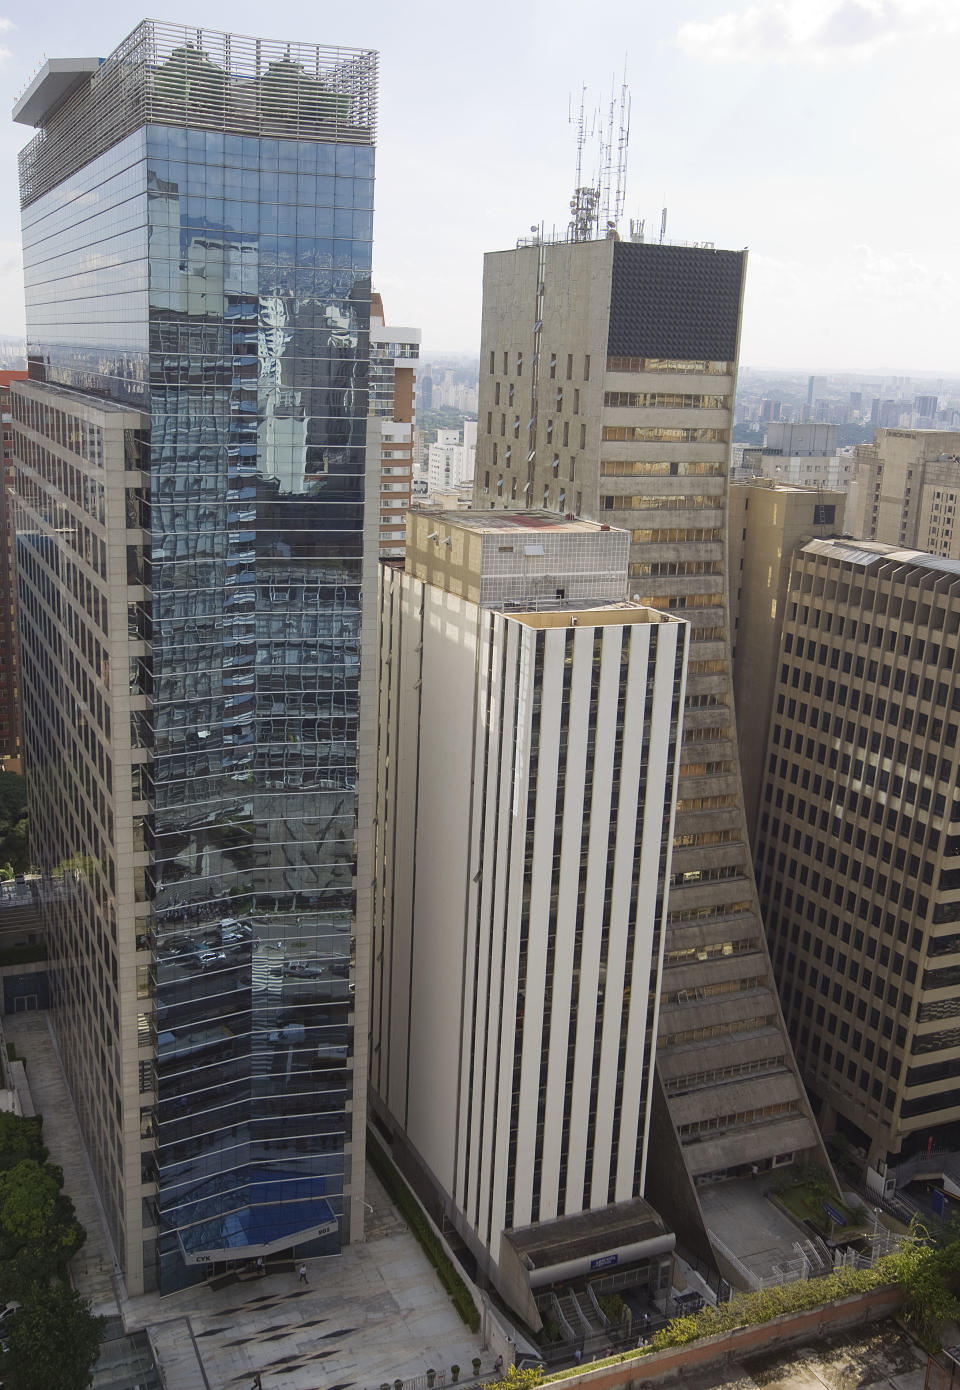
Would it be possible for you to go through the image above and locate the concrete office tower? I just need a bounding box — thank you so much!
[11,21,378,1295]
[370,292,420,556]
[758,422,851,492]
[728,479,845,841]
[847,428,960,555]
[371,511,684,1323]
[757,538,960,1181]
[474,238,827,1267]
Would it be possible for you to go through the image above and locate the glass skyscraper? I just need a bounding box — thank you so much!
[12,21,377,1294]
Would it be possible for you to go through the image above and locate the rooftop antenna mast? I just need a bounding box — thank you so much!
[568,85,600,242]
[613,63,631,229]
[599,81,615,234]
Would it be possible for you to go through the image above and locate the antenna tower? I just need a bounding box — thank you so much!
[567,67,630,243]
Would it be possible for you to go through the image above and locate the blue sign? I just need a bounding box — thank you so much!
[590,1253,618,1271]
[823,1201,846,1226]
[932,1189,946,1218]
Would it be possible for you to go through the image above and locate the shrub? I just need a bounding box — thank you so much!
[367,1133,479,1332]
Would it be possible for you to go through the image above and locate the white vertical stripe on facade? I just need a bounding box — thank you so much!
[611,622,655,1200]
[565,625,619,1206]
[590,623,639,1205]
[539,626,590,1220]
[479,619,522,1254]
[511,628,564,1227]
[405,584,478,1191]
[463,608,504,1225]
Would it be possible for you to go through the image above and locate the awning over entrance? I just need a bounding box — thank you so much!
[497,1196,675,1326]
[169,1166,340,1266]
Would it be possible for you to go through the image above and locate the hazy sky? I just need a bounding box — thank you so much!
[1,0,957,370]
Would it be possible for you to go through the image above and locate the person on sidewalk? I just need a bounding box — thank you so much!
[298,1262,308,1284]
[494,1355,504,1374]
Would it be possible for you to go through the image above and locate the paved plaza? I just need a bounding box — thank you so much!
[5,1011,492,1390]
[698,1176,818,1282]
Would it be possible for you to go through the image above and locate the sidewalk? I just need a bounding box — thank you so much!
[120,1163,489,1390]
[4,1011,119,1315]
[5,1010,491,1390]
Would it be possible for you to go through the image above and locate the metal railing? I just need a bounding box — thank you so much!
[20,19,378,207]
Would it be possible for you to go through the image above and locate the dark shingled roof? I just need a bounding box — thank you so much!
[503,1196,668,1271]
[608,242,745,362]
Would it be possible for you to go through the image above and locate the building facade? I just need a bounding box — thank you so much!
[12,20,377,1295]
[728,479,845,841]
[756,421,852,492]
[846,429,960,553]
[427,421,476,496]
[473,237,828,1268]
[0,370,27,760]
[757,538,960,1172]
[369,292,419,556]
[371,510,684,1321]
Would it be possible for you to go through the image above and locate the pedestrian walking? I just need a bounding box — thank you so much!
[251,1375,263,1390]
[574,1349,581,1364]
[256,1256,264,1277]
[298,1262,308,1284]
[495,1355,503,1374]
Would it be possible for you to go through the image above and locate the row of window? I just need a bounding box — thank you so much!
[600,459,725,477]
[604,392,729,410]
[678,1099,799,1140]
[602,426,727,443]
[606,357,730,375]
[488,349,592,381]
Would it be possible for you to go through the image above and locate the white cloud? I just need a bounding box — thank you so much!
[740,241,960,368]
[676,0,960,64]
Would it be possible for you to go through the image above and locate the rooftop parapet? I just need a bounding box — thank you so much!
[15,19,378,207]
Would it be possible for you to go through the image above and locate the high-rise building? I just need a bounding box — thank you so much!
[427,421,476,495]
[756,421,852,491]
[12,20,378,1295]
[371,510,684,1322]
[728,479,845,842]
[0,370,28,760]
[370,292,419,557]
[473,237,827,1270]
[756,538,960,1182]
[847,428,960,555]
[915,395,939,426]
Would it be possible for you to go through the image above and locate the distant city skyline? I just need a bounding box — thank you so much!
[1,0,959,371]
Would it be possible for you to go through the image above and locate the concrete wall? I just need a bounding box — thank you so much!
[535,1284,903,1388]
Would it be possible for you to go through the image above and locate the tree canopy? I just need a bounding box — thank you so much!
[2,1281,104,1390]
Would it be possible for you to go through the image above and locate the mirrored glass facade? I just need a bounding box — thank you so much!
[14,21,376,1294]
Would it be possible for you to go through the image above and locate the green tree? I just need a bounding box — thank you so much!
[0,772,29,875]
[0,1159,85,1295]
[0,1114,46,1172]
[2,1282,104,1390]
[0,1161,60,1244]
[893,1236,960,1345]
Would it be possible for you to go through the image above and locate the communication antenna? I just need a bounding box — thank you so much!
[659,207,668,244]
[568,85,599,242]
[613,65,631,229]
[566,67,631,243]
